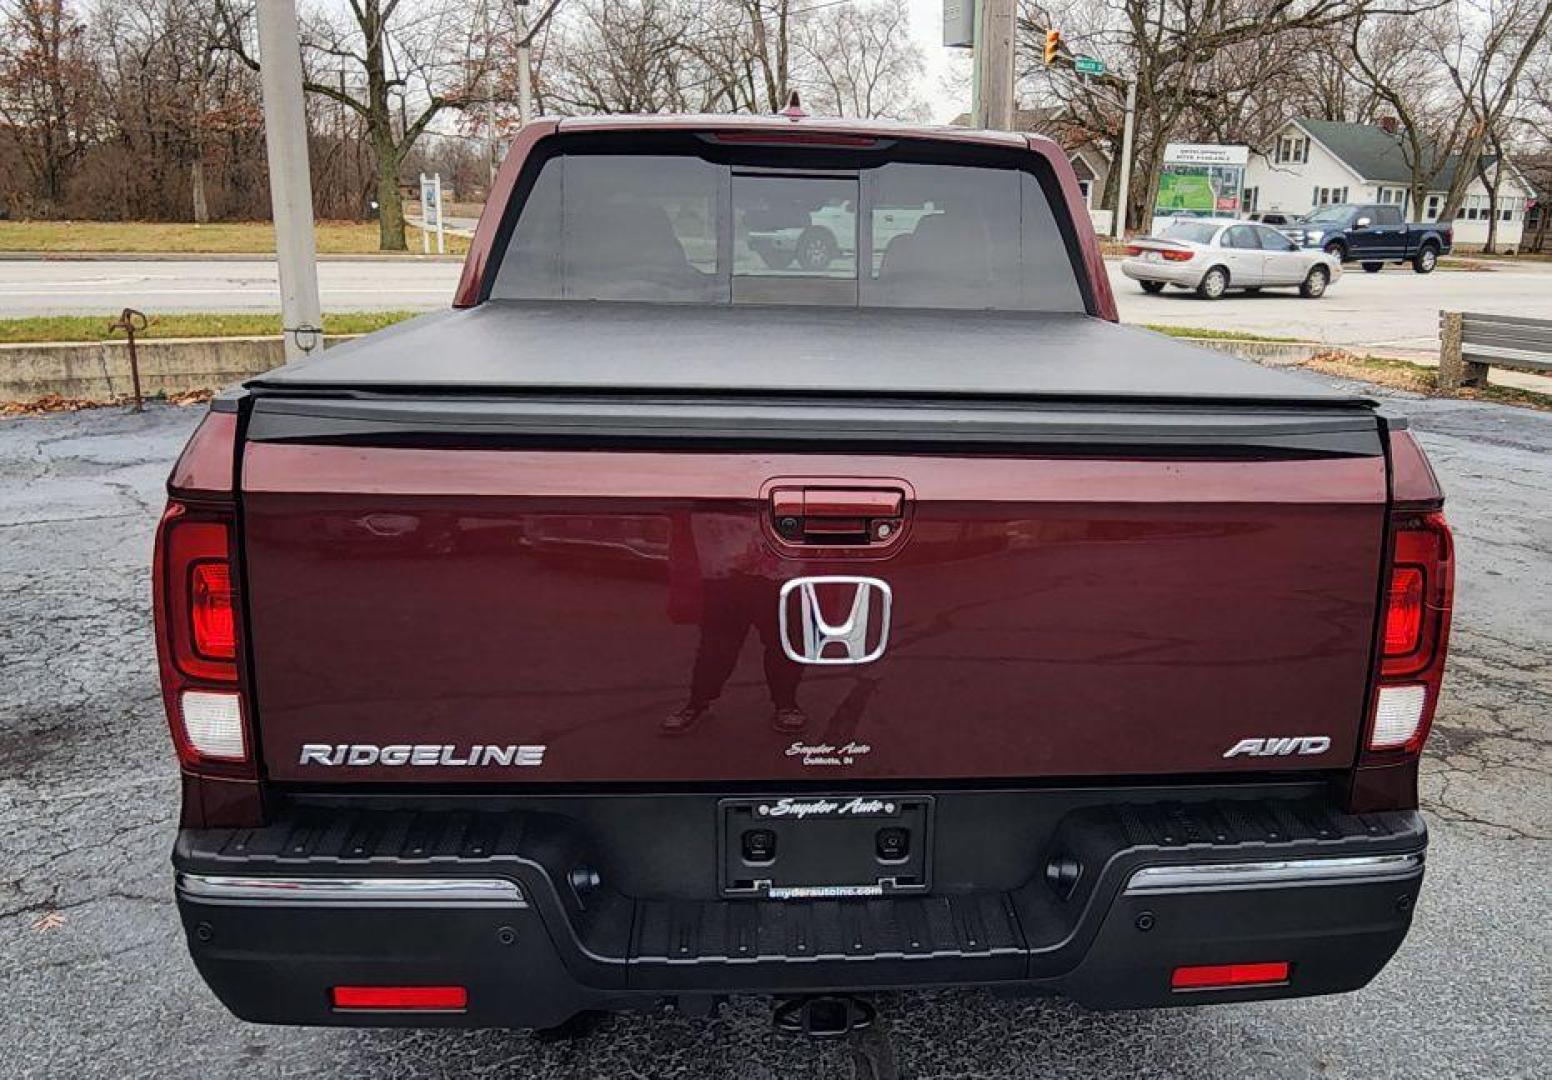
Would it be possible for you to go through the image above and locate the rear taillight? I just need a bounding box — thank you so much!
[1367,511,1453,755]
[191,562,235,660]
[1383,566,1423,655]
[154,502,253,773]
[1161,249,1194,262]
[1125,244,1143,256]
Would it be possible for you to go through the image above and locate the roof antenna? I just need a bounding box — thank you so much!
[779,89,807,120]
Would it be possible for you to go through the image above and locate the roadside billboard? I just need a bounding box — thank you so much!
[1157,143,1249,218]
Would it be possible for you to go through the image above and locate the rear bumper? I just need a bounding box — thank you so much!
[1120,259,1202,286]
[174,796,1426,1027]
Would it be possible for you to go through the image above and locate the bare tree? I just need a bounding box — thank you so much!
[541,0,715,114]
[217,0,497,250]
[1346,7,1463,214]
[91,0,251,223]
[536,0,923,120]
[0,0,95,210]
[792,0,925,120]
[1433,0,1552,218]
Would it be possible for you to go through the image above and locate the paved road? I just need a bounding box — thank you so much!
[2,258,1551,356]
[0,381,1547,1079]
[0,258,464,317]
[1111,261,1552,352]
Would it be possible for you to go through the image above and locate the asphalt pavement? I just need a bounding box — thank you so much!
[0,381,1548,1079]
[2,256,1551,359]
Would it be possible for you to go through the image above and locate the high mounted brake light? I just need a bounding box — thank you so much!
[1366,511,1453,755]
[154,501,254,773]
[702,131,885,148]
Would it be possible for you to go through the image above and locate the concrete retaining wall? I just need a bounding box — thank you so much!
[0,336,353,402]
[0,332,1325,404]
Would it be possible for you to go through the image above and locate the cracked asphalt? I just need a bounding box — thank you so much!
[1,383,1547,1079]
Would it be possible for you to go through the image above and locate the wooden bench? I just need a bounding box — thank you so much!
[1439,311,1552,389]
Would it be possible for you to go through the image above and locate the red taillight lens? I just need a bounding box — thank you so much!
[1383,566,1424,656]
[154,502,252,771]
[1367,511,1453,756]
[1380,512,1452,680]
[191,562,235,660]
[331,986,468,1011]
[1125,245,1143,256]
[1161,249,1194,262]
[1172,962,1290,991]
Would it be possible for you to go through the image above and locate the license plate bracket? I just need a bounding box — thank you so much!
[719,795,932,899]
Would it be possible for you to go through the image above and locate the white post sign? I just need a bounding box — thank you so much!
[419,173,446,255]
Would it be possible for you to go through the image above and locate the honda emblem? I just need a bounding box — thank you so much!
[779,576,891,665]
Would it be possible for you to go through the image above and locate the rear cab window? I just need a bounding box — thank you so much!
[488,133,1088,313]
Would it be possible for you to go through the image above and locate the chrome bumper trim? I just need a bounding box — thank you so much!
[176,873,526,907]
[1124,852,1424,895]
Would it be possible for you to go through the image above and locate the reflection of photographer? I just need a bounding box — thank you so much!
[663,512,805,736]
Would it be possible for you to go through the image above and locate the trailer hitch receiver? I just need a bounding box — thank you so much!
[773,994,877,1040]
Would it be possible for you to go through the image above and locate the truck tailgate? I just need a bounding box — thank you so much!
[239,401,1388,784]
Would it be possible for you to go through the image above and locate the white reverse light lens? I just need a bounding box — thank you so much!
[1370,684,1427,750]
[180,690,246,761]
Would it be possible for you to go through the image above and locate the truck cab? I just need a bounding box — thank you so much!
[1284,202,1453,273]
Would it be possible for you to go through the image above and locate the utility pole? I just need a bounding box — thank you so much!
[1114,78,1136,240]
[972,0,1016,130]
[512,0,533,126]
[255,0,322,362]
[481,0,498,184]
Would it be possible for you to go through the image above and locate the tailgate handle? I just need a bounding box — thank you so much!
[770,487,905,546]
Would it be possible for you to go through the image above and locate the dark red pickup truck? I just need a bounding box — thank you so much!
[157,115,1452,1034]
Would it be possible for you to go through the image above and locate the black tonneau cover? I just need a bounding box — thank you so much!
[248,301,1365,405]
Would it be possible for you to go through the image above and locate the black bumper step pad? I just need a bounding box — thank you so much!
[633,892,1023,965]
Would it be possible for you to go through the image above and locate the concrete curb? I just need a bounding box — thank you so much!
[1169,338,1327,364]
[0,251,464,264]
[0,335,358,402]
[2,332,1329,405]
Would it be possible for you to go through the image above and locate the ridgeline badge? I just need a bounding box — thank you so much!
[298,743,546,767]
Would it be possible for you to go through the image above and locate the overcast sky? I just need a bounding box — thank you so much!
[906,0,972,122]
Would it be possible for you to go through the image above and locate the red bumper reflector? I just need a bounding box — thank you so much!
[331,985,468,1011]
[1171,962,1290,990]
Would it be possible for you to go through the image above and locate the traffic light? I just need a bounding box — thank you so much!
[1045,29,1062,65]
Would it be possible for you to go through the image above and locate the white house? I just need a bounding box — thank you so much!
[1244,118,1537,250]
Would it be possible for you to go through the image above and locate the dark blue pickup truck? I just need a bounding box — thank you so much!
[1283,203,1453,274]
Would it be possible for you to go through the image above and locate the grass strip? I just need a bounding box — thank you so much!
[0,220,468,256]
[0,311,419,345]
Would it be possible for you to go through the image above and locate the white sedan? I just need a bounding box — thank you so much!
[1121,220,1341,300]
